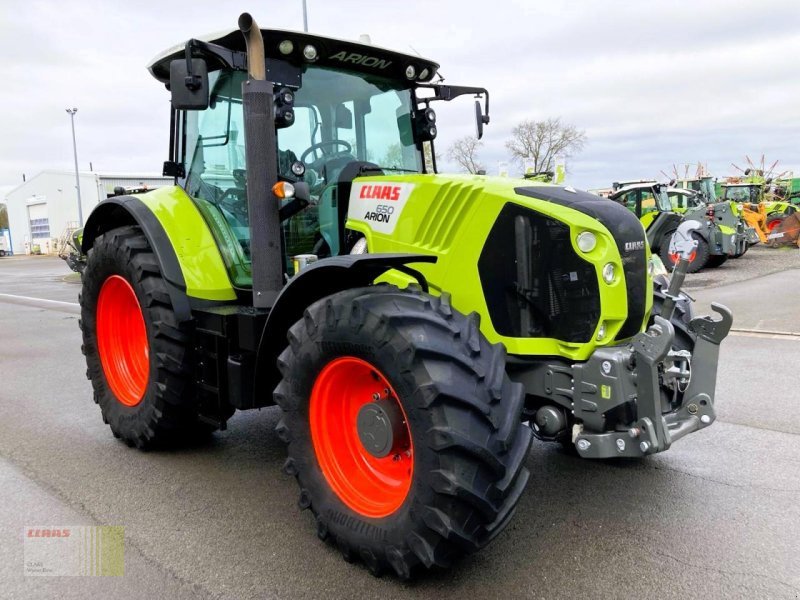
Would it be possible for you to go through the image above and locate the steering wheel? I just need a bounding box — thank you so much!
[300,140,352,165]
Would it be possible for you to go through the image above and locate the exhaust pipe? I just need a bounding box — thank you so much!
[238,12,266,81]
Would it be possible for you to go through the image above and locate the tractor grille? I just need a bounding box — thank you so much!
[478,203,601,343]
[514,186,649,341]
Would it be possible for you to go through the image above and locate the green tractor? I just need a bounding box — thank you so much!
[78,14,731,577]
[721,181,798,236]
[610,179,747,272]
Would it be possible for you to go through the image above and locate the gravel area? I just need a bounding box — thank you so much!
[682,244,800,291]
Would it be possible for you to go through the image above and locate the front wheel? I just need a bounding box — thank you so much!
[274,285,532,578]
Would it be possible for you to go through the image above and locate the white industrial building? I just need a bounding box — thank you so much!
[3,170,172,255]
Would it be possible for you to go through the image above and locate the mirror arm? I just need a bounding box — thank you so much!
[418,84,491,121]
[183,40,202,91]
[182,38,247,86]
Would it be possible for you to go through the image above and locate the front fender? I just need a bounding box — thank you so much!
[255,253,436,400]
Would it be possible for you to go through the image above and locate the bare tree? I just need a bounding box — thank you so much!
[0,204,8,230]
[446,136,484,174]
[505,118,586,173]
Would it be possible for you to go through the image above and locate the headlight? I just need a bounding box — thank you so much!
[602,263,616,284]
[596,322,607,341]
[576,231,597,253]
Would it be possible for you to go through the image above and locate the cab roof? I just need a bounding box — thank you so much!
[148,28,439,86]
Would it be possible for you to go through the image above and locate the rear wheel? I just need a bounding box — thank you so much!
[660,231,709,273]
[80,225,221,449]
[274,285,532,578]
[766,216,785,233]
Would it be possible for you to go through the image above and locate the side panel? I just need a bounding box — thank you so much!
[136,187,237,301]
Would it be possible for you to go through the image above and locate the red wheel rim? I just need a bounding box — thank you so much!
[669,250,696,265]
[310,357,413,518]
[96,275,149,407]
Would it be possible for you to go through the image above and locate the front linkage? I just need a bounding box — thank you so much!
[576,220,732,458]
[522,221,732,459]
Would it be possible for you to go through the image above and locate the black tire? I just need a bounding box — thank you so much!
[658,231,709,274]
[79,225,221,449]
[705,254,728,268]
[0,250,5,257]
[274,284,532,578]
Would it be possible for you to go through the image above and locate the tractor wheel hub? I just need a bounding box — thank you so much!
[356,398,404,458]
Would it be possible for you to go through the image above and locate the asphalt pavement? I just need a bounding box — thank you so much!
[0,255,798,599]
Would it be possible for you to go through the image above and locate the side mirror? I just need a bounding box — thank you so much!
[474,100,489,139]
[169,58,209,110]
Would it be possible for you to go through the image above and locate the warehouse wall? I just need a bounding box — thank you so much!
[4,172,102,255]
[3,171,172,255]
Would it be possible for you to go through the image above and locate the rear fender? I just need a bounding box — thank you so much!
[82,187,236,306]
[81,195,192,321]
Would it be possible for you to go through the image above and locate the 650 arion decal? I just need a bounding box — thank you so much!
[347,182,415,234]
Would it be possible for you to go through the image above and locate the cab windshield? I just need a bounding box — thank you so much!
[279,66,422,187]
[723,186,759,203]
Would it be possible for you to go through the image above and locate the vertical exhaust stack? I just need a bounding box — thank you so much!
[238,13,283,308]
[238,13,266,80]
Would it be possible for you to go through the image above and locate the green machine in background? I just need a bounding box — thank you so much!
[609,179,748,272]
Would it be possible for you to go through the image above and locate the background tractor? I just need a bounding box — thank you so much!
[77,13,731,577]
[608,179,746,272]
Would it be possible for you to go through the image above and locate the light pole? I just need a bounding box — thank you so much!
[66,108,84,227]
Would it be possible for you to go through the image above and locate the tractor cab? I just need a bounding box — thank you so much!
[609,181,672,226]
[148,25,488,291]
[722,183,761,205]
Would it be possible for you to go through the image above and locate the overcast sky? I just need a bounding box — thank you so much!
[1,0,798,190]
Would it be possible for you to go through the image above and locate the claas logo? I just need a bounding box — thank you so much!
[359,185,401,201]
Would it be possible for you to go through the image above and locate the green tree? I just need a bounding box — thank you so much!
[0,203,8,230]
